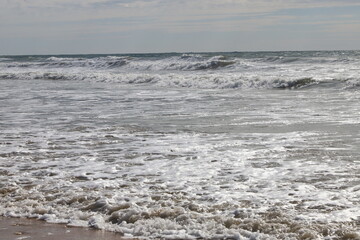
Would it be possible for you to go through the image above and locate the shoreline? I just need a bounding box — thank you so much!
[0,216,132,240]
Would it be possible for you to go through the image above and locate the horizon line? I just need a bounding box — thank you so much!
[1,49,359,57]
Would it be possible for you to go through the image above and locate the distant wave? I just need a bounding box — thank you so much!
[1,70,359,90]
[263,56,302,63]
[1,55,236,71]
[255,56,360,65]
[134,55,236,71]
[272,78,317,89]
[2,52,360,73]
[1,51,360,90]
[0,57,12,62]
[3,56,129,69]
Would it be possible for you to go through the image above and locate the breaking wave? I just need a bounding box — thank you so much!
[4,56,129,69]
[1,54,236,71]
[1,51,360,90]
[0,57,12,62]
[1,70,359,90]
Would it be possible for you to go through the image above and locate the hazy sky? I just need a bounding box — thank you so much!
[1,0,360,54]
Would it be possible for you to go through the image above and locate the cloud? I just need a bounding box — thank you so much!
[1,0,360,53]
[4,0,360,17]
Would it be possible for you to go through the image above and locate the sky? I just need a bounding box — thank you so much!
[1,0,360,54]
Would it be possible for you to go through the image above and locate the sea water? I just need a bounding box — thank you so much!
[0,51,359,239]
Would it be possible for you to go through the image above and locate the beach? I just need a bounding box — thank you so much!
[0,217,130,240]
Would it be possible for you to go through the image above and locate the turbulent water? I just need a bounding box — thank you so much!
[0,51,360,239]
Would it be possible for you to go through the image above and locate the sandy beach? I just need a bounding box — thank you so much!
[0,217,130,240]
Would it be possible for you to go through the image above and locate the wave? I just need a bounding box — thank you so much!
[256,56,360,65]
[272,78,317,89]
[2,52,359,91]
[1,70,358,90]
[3,56,129,69]
[0,57,12,62]
[124,55,236,71]
[0,55,236,71]
[344,78,360,89]
[2,52,360,74]
[263,56,302,64]
[253,52,360,65]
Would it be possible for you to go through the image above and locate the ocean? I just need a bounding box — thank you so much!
[0,51,359,239]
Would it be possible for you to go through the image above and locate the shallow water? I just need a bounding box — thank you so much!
[1,51,360,239]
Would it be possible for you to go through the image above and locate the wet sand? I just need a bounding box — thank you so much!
[0,217,131,240]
